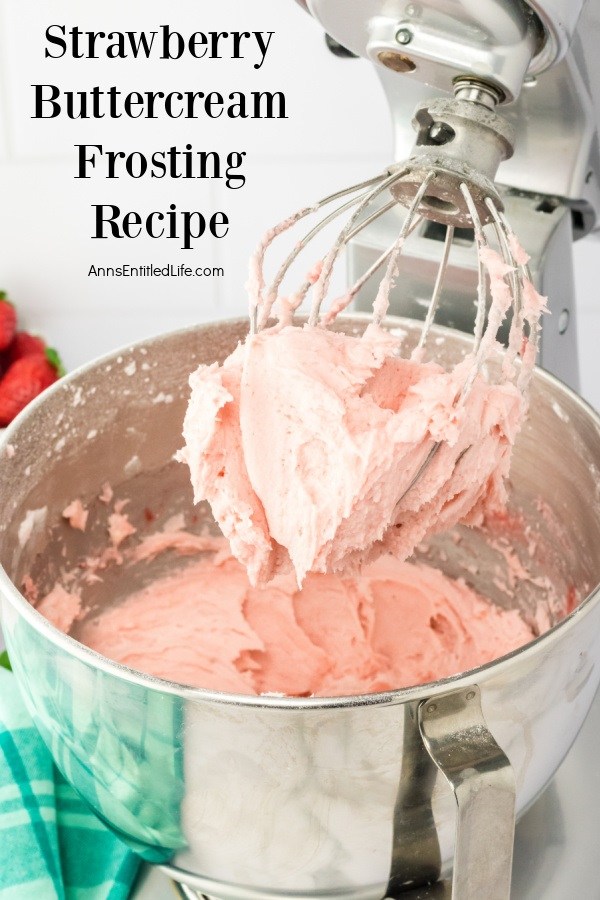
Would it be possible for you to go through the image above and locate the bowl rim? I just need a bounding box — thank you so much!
[1,314,599,710]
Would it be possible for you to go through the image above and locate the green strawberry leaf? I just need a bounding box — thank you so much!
[0,650,11,671]
[45,347,66,378]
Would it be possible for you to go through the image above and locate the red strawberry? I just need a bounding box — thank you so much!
[0,349,64,426]
[0,292,17,352]
[7,331,46,365]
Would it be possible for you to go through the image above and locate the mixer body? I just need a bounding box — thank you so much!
[1,319,600,899]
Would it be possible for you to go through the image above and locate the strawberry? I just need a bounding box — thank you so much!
[0,349,64,426]
[0,292,17,352]
[6,331,46,365]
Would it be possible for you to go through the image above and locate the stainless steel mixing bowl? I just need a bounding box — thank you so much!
[0,317,599,900]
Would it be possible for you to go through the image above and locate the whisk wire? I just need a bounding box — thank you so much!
[258,186,379,330]
[459,183,488,356]
[416,223,454,353]
[308,169,408,326]
[372,171,436,327]
[486,202,523,377]
[323,213,423,325]
[249,172,389,334]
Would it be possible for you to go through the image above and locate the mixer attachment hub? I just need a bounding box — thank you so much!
[389,159,503,229]
[390,88,515,228]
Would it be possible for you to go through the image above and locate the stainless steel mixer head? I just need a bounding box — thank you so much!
[300,0,550,102]
[300,0,588,104]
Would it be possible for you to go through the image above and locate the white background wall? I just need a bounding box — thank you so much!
[0,0,598,409]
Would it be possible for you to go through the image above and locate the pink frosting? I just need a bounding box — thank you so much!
[99,482,113,504]
[180,324,524,586]
[62,499,88,532]
[107,512,136,547]
[36,584,82,633]
[47,541,533,696]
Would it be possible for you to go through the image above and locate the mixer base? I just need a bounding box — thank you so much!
[132,688,600,899]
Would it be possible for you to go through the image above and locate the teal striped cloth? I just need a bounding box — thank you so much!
[0,663,141,900]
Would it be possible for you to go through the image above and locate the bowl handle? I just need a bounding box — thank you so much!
[415,684,516,900]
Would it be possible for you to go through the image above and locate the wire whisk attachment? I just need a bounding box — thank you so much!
[248,167,543,368]
[245,164,547,498]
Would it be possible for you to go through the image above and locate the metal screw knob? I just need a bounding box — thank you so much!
[395,27,413,45]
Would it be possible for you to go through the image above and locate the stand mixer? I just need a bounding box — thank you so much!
[1,4,600,900]
[295,0,600,391]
